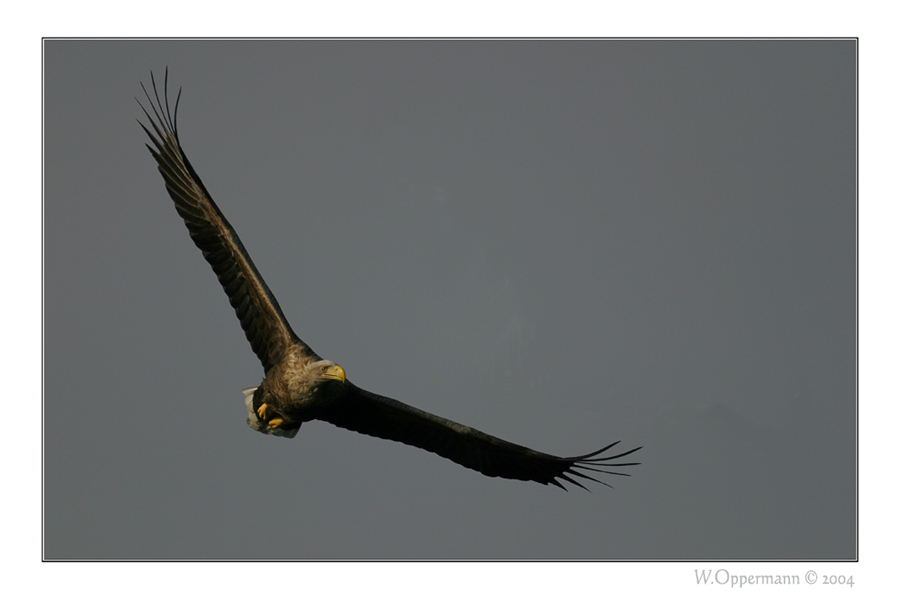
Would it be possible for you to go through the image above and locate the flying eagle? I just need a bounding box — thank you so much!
[138,71,641,490]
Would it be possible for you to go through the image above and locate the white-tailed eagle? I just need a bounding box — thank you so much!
[138,71,640,490]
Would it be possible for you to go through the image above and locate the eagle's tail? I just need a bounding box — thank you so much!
[242,387,299,438]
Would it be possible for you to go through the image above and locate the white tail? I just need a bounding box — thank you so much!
[242,387,299,438]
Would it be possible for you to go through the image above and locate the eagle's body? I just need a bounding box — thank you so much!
[139,71,640,490]
[242,349,346,438]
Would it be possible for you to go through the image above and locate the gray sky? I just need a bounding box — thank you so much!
[44,40,855,560]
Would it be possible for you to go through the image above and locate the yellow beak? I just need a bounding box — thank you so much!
[323,364,346,382]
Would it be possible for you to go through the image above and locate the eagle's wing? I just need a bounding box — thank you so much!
[138,71,317,372]
[319,384,641,490]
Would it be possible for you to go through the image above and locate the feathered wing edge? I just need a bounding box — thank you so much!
[318,384,641,490]
[137,70,318,372]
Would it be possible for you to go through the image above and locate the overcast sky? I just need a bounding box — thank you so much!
[43,39,855,560]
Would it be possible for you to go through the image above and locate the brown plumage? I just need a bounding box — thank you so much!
[138,70,641,490]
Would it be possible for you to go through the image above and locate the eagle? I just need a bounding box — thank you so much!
[138,71,641,490]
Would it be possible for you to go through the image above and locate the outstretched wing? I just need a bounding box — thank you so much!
[138,71,318,372]
[319,384,641,490]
